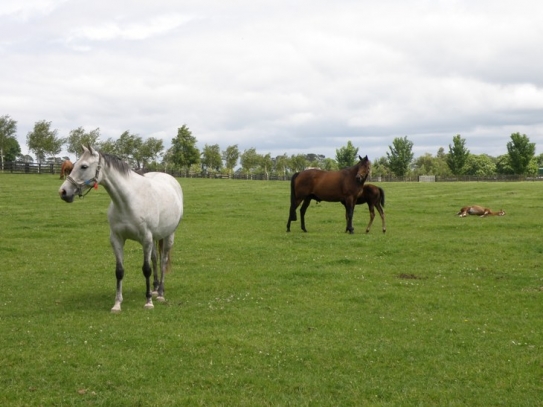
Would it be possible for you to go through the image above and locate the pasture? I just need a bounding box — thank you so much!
[0,174,541,406]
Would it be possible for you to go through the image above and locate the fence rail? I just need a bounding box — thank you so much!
[1,161,540,182]
[2,162,63,174]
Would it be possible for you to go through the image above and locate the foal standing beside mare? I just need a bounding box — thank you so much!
[356,184,386,233]
[286,155,371,233]
[59,145,183,312]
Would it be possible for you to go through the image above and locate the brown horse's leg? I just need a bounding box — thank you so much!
[287,173,300,232]
[342,202,355,233]
[342,203,349,232]
[299,197,312,232]
[366,204,375,233]
[345,201,355,234]
[287,198,303,232]
[376,204,386,233]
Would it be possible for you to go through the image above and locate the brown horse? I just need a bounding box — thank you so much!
[457,205,505,217]
[286,155,371,233]
[59,159,73,179]
[356,184,386,233]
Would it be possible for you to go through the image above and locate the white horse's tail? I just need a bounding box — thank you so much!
[158,239,172,274]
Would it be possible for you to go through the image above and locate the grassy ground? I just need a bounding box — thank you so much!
[0,174,542,406]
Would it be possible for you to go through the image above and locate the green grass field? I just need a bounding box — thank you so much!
[0,174,542,406]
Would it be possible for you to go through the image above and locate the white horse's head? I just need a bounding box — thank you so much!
[59,145,102,203]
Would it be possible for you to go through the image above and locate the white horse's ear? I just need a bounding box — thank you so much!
[82,144,97,156]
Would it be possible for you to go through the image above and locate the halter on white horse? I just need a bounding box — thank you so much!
[59,145,184,312]
[64,154,102,198]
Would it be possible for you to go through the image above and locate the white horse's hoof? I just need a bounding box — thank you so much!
[111,302,122,313]
[156,296,165,302]
[144,303,154,309]
[151,291,158,297]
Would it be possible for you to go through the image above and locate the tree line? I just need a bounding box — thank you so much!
[0,114,540,177]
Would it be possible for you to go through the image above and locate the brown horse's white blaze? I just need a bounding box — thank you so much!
[356,184,386,233]
[286,155,371,234]
[457,205,506,217]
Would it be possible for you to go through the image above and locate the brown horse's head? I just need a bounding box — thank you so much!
[355,155,371,183]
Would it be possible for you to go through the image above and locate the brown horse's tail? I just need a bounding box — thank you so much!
[378,187,385,207]
[289,172,299,221]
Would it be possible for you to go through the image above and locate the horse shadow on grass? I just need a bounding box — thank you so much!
[57,287,165,313]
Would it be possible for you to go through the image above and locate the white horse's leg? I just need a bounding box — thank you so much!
[142,237,155,309]
[157,234,175,302]
[110,233,126,313]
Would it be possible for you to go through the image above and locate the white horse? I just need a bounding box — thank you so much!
[59,145,183,313]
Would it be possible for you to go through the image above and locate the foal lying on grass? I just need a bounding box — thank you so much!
[457,205,505,217]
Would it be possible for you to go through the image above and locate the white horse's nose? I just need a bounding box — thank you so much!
[59,187,74,203]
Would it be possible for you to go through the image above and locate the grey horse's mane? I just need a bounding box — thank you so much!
[100,152,135,177]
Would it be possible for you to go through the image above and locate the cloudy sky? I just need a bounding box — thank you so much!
[1,0,542,162]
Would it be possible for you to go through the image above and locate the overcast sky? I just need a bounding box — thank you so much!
[1,0,543,162]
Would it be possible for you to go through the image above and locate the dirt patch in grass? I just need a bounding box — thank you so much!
[398,273,426,280]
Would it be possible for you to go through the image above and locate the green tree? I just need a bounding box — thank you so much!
[446,134,469,175]
[139,137,164,170]
[289,154,309,172]
[26,120,65,164]
[116,130,142,167]
[413,153,438,175]
[386,136,414,177]
[201,144,223,175]
[464,154,497,176]
[240,147,260,178]
[321,158,338,171]
[536,153,543,168]
[446,134,470,175]
[274,153,290,180]
[259,153,273,180]
[306,153,325,168]
[496,154,514,175]
[3,137,21,163]
[434,147,452,177]
[67,127,101,159]
[335,141,358,168]
[169,125,200,175]
[97,138,117,155]
[507,132,535,175]
[371,156,391,177]
[0,115,18,170]
[222,144,239,177]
